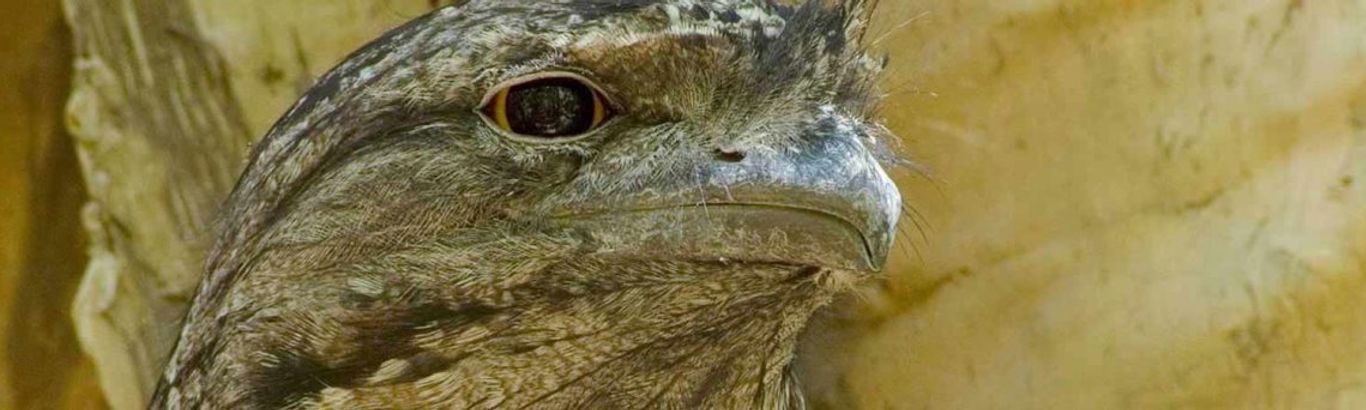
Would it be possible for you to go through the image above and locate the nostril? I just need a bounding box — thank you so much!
[713,149,746,163]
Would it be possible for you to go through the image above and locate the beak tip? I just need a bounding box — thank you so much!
[862,230,894,272]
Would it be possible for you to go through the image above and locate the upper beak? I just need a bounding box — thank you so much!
[540,123,901,272]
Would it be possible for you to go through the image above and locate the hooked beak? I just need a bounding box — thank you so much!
[542,125,901,272]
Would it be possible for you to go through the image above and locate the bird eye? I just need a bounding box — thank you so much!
[480,74,613,140]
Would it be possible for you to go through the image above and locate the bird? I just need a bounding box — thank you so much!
[151,0,901,408]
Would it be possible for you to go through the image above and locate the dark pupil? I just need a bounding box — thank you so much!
[505,78,596,137]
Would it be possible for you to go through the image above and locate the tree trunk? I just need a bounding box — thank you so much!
[39,0,1366,409]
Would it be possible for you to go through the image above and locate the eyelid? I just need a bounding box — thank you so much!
[477,71,618,110]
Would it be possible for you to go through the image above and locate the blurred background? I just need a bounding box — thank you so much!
[3,0,1366,408]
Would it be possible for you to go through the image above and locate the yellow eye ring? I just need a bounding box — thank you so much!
[491,87,513,131]
[479,72,614,141]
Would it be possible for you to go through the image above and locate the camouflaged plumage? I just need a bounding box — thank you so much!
[153,1,899,408]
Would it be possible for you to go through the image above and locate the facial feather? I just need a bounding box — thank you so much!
[153,1,898,409]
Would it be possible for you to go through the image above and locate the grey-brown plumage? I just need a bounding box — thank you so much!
[152,0,900,408]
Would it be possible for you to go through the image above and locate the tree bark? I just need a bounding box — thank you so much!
[64,0,255,406]
[46,0,1366,409]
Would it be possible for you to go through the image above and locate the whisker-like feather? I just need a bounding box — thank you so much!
[871,10,930,47]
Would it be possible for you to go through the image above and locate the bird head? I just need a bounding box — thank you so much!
[155,0,901,408]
